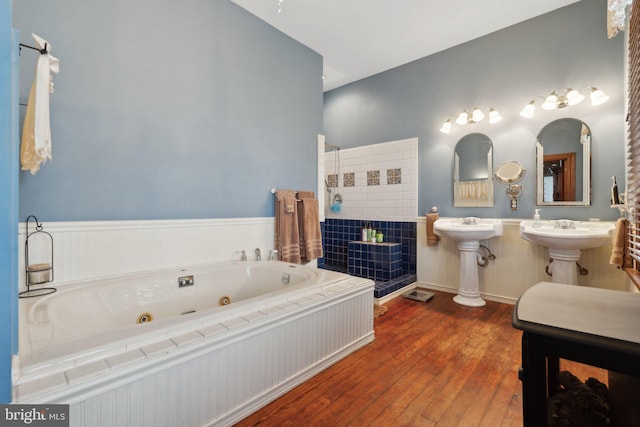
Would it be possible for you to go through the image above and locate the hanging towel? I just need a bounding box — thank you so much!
[610,218,632,269]
[275,190,301,264]
[426,213,440,247]
[297,191,323,263]
[296,190,315,199]
[20,33,59,175]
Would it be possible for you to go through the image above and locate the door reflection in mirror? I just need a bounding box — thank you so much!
[536,118,591,206]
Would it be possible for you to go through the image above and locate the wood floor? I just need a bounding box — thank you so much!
[235,289,607,427]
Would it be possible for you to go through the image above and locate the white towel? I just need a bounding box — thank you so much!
[20,33,60,175]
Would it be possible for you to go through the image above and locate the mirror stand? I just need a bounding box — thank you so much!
[506,184,523,210]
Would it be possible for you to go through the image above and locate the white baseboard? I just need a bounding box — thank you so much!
[416,281,517,305]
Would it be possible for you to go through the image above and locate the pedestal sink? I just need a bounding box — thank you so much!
[520,220,615,285]
[434,218,503,307]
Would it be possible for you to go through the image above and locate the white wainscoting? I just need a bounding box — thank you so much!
[18,218,279,290]
[417,218,626,304]
[19,216,627,302]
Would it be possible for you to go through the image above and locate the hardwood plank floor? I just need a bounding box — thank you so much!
[235,289,606,427]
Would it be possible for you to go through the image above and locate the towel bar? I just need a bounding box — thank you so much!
[270,188,317,201]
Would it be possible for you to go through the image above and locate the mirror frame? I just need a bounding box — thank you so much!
[535,118,591,206]
[453,132,494,208]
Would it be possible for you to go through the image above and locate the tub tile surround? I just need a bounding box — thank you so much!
[168,330,205,347]
[65,360,110,385]
[14,373,67,401]
[104,349,146,369]
[198,323,227,337]
[14,270,374,427]
[141,340,178,358]
[417,218,627,304]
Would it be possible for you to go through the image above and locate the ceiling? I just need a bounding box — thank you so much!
[231,0,582,92]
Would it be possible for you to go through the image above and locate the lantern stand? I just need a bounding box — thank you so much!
[20,215,56,298]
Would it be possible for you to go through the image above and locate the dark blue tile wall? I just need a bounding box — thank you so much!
[319,219,416,276]
[317,221,326,269]
[348,241,402,281]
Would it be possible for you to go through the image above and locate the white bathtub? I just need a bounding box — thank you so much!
[15,261,374,426]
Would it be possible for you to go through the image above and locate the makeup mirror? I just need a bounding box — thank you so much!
[495,161,525,210]
[495,161,525,183]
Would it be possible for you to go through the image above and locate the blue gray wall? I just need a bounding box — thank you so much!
[324,0,625,221]
[0,0,18,404]
[6,0,322,403]
[14,0,323,221]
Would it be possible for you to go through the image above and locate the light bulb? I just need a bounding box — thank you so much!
[489,108,502,124]
[566,88,585,106]
[590,88,609,106]
[456,111,468,125]
[541,92,558,110]
[471,108,484,122]
[520,101,535,118]
[440,119,452,134]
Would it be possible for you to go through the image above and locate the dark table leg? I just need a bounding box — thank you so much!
[520,332,549,427]
[547,355,560,397]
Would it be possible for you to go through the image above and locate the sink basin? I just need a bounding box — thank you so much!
[434,217,503,242]
[520,220,615,285]
[433,218,503,307]
[520,220,615,251]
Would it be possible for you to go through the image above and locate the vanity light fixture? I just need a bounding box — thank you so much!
[590,87,610,106]
[489,108,502,124]
[439,106,501,134]
[456,111,469,125]
[440,119,452,134]
[471,108,484,122]
[520,87,609,118]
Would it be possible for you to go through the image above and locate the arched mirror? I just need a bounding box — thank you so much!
[536,118,591,206]
[453,132,494,207]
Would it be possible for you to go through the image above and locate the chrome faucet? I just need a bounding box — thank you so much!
[255,248,261,261]
[240,250,247,261]
[269,249,279,261]
[554,220,575,229]
[462,217,478,225]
